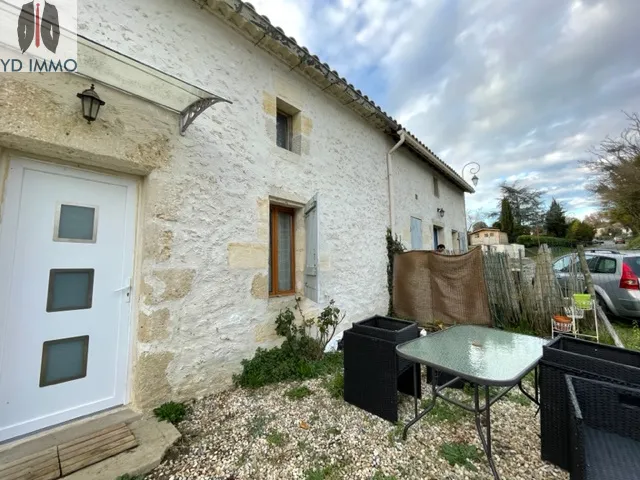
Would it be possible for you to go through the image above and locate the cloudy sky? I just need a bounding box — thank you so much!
[251,0,640,221]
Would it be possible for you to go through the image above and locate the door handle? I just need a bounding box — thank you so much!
[115,277,132,303]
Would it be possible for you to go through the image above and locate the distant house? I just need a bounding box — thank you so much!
[469,228,509,246]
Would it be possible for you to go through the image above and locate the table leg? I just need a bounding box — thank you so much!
[403,369,437,440]
[518,367,540,408]
[413,362,418,418]
[474,384,500,480]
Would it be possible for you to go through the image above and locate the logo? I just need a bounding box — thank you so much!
[1,0,77,73]
[17,1,60,54]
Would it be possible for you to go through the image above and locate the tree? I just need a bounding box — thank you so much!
[583,211,609,228]
[584,112,640,233]
[467,208,489,232]
[544,199,567,237]
[567,220,595,244]
[493,182,545,234]
[499,197,515,242]
[472,221,489,232]
[492,221,502,229]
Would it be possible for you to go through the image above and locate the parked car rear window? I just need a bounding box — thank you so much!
[625,257,640,276]
[594,257,616,274]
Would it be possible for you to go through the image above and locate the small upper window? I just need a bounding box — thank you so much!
[433,177,440,197]
[489,233,494,237]
[475,234,480,238]
[484,233,489,238]
[276,110,292,151]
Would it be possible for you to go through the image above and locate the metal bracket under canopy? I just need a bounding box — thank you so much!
[179,95,232,136]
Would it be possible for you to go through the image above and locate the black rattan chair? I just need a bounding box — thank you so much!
[539,335,640,470]
[343,316,421,422]
[566,375,640,480]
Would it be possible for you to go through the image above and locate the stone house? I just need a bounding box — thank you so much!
[0,0,472,442]
[469,228,509,246]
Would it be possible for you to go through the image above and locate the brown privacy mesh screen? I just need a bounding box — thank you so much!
[393,248,492,328]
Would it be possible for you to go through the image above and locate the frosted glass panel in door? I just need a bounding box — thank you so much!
[40,336,89,387]
[56,205,96,241]
[47,269,94,312]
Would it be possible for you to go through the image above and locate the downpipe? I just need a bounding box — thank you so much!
[387,130,406,236]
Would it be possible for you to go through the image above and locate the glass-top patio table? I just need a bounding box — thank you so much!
[396,325,549,480]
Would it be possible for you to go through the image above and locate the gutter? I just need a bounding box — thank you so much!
[387,131,406,235]
[401,132,475,194]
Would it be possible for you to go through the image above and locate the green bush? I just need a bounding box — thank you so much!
[233,338,343,389]
[153,401,187,424]
[516,235,575,248]
[233,298,345,389]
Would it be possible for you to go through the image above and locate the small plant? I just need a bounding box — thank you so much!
[285,385,313,400]
[323,372,344,399]
[387,421,404,446]
[266,429,287,446]
[304,464,341,480]
[420,399,468,423]
[371,471,398,480]
[116,475,144,480]
[248,413,272,438]
[508,392,532,406]
[153,401,187,424]
[439,442,481,471]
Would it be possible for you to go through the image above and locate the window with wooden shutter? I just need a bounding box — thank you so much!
[269,205,295,296]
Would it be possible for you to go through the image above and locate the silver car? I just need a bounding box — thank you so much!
[552,249,640,320]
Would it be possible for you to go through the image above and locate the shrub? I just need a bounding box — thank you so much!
[233,298,345,389]
[233,340,343,389]
[516,235,575,248]
[387,228,405,316]
[629,236,640,249]
[153,401,187,424]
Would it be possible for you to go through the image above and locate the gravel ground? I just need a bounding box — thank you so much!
[148,375,567,480]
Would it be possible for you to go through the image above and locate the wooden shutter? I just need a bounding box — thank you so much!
[410,217,423,250]
[304,194,319,302]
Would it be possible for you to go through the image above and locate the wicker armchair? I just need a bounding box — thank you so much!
[566,375,640,480]
[539,336,640,470]
[343,322,420,422]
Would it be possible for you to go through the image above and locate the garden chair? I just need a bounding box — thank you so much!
[566,375,640,479]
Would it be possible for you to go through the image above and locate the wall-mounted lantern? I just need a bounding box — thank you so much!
[437,208,445,218]
[76,84,105,124]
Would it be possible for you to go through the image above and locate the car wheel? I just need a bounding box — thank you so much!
[596,294,610,316]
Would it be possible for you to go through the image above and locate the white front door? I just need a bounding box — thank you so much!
[0,158,137,442]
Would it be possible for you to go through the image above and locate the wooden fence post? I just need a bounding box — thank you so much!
[576,245,624,348]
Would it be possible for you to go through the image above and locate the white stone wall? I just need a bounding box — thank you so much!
[392,148,467,251]
[1,0,468,407]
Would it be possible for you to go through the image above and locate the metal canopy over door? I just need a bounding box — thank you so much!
[0,158,137,442]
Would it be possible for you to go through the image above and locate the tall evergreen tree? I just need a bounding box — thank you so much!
[544,198,568,237]
[499,197,515,242]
